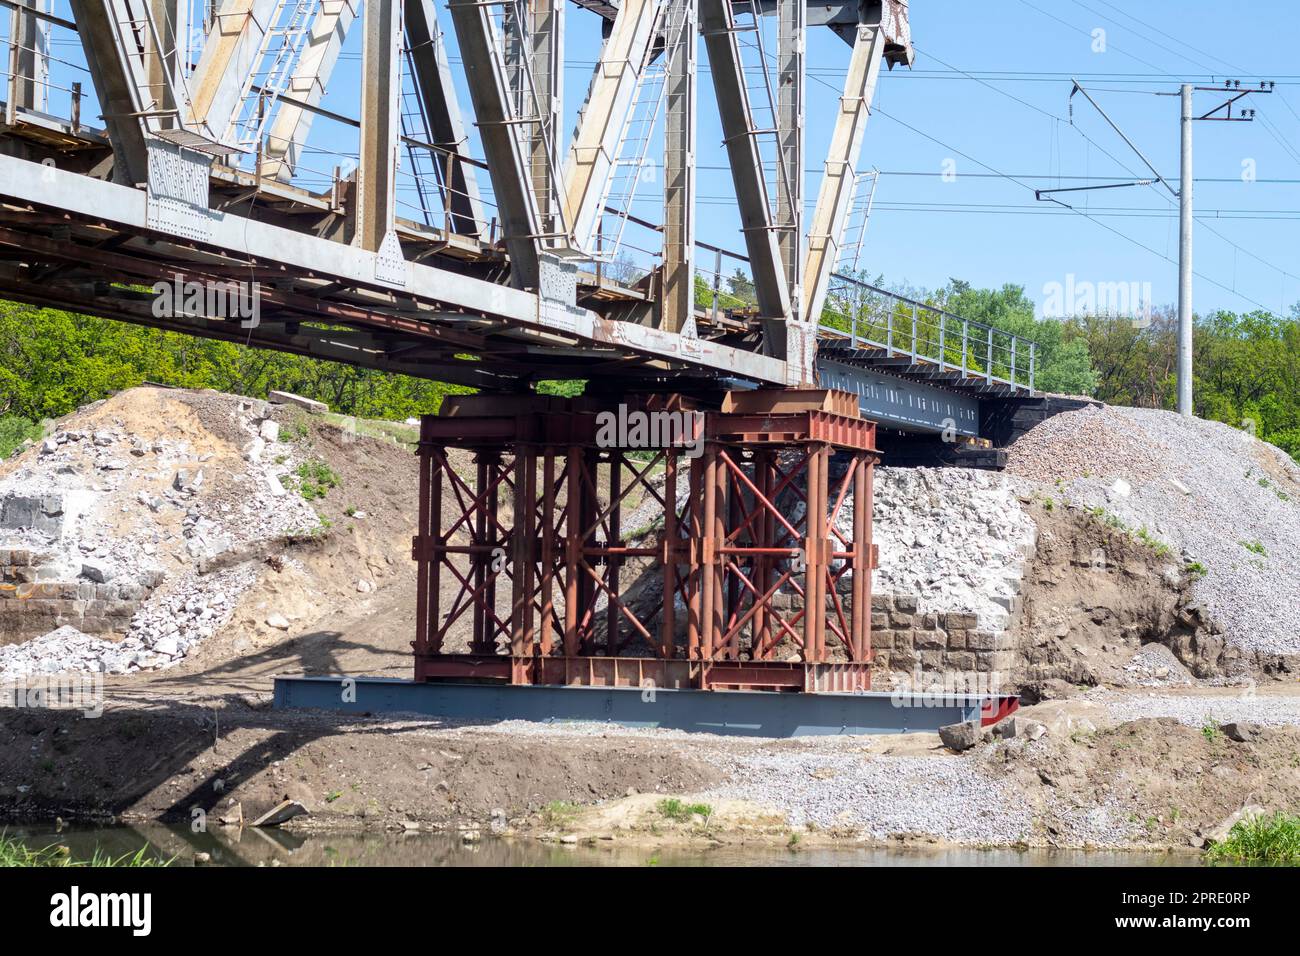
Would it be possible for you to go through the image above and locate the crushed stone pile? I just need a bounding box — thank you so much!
[0,388,321,681]
[1008,404,1300,657]
[864,467,1038,631]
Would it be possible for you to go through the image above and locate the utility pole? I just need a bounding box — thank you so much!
[1056,79,1274,419]
[1177,85,1193,416]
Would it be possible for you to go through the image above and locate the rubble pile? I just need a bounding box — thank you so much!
[0,389,320,680]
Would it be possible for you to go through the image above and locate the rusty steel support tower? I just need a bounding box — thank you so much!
[412,391,878,691]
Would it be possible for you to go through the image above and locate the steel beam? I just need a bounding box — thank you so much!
[188,0,277,145]
[262,0,357,182]
[803,23,884,327]
[404,0,486,237]
[67,0,166,184]
[775,0,803,318]
[0,152,788,383]
[697,0,789,325]
[528,0,564,239]
[356,0,403,284]
[447,0,545,288]
[660,0,695,333]
[274,677,1017,737]
[817,358,981,436]
[562,0,661,253]
[7,0,50,115]
[145,0,188,130]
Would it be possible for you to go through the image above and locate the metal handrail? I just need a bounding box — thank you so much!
[819,272,1038,390]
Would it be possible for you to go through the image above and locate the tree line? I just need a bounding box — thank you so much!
[2,285,1298,463]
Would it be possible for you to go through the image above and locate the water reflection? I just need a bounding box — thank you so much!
[5,824,1201,867]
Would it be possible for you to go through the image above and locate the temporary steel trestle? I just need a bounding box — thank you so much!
[413,392,879,692]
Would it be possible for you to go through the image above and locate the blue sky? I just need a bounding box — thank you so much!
[824,0,1300,319]
[488,0,1300,318]
[36,1,1300,318]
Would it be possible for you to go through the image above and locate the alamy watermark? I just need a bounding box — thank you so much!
[594,404,705,459]
[152,273,261,330]
[1,672,103,718]
[1041,273,1153,326]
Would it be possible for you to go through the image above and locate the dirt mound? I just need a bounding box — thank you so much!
[1008,404,1300,660]
[0,703,722,829]
[984,717,1300,848]
[1012,497,1239,698]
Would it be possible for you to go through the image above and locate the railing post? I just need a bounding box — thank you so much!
[911,304,918,362]
[961,320,968,377]
[851,309,858,348]
[711,248,722,323]
[886,306,894,355]
[1030,342,1037,391]
[986,326,993,384]
[938,314,946,370]
[1011,336,1018,387]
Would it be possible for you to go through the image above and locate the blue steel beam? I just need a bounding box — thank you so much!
[817,358,980,436]
[272,676,1010,737]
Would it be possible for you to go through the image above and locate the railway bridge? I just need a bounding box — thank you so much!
[0,0,1036,705]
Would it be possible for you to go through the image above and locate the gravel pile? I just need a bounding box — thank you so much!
[706,749,1038,844]
[1097,690,1300,728]
[1008,404,1300,656]
[1120,643,1194,687]
[864,467,1037,630]
[0,625,157,680]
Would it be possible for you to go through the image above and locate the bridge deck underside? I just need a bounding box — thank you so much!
[0,150,785,394]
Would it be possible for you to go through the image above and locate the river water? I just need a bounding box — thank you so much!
[5,824,1202,867]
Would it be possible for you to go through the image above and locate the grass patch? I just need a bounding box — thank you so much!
[290,459,340,500]
[1240,539,1268,558]
[0,415,44,459]
[1185,560,1208,577]
[0,834,169,868]
[1207,812,1300,865]
[656,798,712,823]
[1201,718,1221,742]
[1087,507,1173,558]
[540,801,581,827]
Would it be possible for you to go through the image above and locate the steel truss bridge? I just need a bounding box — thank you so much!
[0,0,1047,697]
[0,0,1037,441]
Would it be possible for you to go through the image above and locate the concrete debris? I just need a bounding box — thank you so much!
[1201,804,1267,848]
[938,721,981,751]
[268,390,328,414]
[266,612,290,631]
[1221,720,1262,743]
[994,716,1047,740]
[251,798,309,828]
[0,388,321,680]
[0,625,163,679]
[79,560,114,584]
[866,467,1037,631]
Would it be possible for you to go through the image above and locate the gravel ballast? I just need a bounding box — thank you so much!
[1008,404,1300,656]
[706,749,1038,843]
[1095,689,1300,728]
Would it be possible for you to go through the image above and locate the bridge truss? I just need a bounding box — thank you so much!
[0,0,931,394]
